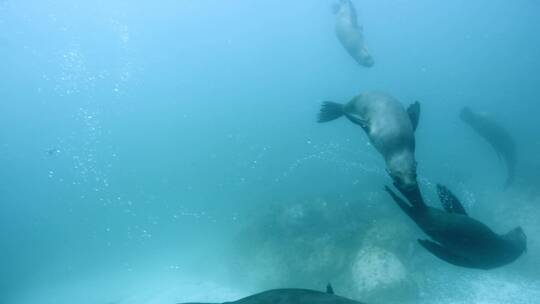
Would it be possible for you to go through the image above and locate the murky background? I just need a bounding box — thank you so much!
[0,1,539,303]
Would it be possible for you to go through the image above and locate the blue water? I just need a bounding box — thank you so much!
[1,1,539,303]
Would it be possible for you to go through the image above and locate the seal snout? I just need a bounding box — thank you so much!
[506,226,527,254]
[360,56,374,67]
[393,176,416,191]
[358,48,374,67]
[387,156,418,192]
[388,169,417,194]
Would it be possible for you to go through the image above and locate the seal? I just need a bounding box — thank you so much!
[178,284,366,304]
[460,107,516,187]
[318,91,422,204]
[385,184,527,270]
[333,0,374,67]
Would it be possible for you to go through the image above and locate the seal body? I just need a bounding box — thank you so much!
[334,0,374,67]
[179,287,365,304]
[318,91,420,193]
[460,107,516,187]
[385,184,526,270]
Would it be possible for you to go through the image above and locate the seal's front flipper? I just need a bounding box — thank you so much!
[394,182,426,210]
[318,101,344,123]
[407,101,421,131]
[345,113,370,132]
[384,186,415,219]
[436,184,467,215]
[326,283,334,294]
[418,239,475,268]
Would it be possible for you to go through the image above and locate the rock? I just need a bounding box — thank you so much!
[350,245,418,303]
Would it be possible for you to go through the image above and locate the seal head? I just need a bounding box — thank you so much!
[387,152,418,191]
[503,226,527,255]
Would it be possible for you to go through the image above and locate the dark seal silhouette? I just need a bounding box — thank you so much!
[385,184,527,270]
[318,90,423,206]
[460,107,516,187]
[178,284,366,304]
[333,0,374,67]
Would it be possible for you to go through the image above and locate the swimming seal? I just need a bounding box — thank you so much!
[333,0,374,67]
[178,284,366,304]
[318,91,422,205]
[385,184,527,270]
[460,107,516,187]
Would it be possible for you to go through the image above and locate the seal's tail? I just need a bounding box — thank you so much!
[318,101,344,123]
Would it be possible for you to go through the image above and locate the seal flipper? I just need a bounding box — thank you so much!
[384,186,415,219]
[346,0,359,29]
[345,113,370,132]
[326,283,334,294]
[418,239,475,268]
[318,101,345,123]
[407,101,421,132]
[436,184,467,215]
[394,182,426,210]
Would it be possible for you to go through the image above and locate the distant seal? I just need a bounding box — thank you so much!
[178,284,366,304]
[385,184,527,270]
[47,148,61,156]
[333,0,374,67]
[460,107,516,187]
[318,91,422,204]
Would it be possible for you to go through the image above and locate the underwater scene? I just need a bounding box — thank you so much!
[1,0,539,303]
